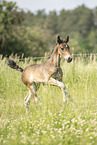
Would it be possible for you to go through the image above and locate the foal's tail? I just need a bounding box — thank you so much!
[7,59,24,73]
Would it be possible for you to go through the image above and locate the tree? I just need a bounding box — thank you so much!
[0,1,49,57]
[73,5,94,37]
[0,0,24,55]
[0,1,97,57]
[45,11,59,35]
[87,30,97,52]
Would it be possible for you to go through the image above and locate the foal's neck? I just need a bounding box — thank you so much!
[49,45,61,68]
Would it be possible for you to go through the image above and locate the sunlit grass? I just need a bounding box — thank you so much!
[0,59,97,145]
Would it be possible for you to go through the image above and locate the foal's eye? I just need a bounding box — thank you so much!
[61,48,64,50]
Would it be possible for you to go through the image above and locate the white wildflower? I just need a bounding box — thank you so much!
[90,136,93,139]
[71,118,75,123]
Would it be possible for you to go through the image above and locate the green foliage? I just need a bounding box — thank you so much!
[0,1,97,57]
[0,1,48,57]
[73,5,94,37]
[87,30,97,52]
[0,0,23,31]
[0,59,97,144]
[1,25,48,57]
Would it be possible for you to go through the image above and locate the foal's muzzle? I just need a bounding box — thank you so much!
[67,57,72,63]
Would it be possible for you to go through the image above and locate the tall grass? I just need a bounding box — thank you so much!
[0,58,97,145]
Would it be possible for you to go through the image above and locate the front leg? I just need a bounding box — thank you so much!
[48,77,67,103]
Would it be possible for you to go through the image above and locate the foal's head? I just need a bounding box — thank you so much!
[57,35,72,63]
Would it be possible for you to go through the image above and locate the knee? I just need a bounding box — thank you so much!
[60,82,66,89]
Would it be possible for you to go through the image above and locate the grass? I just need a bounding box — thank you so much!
[0,58,97,145]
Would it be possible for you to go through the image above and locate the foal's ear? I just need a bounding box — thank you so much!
[64,36,69,43]
[56,35,63,44]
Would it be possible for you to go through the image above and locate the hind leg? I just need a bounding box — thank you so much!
[29,83,40,103]
[24,89,32,114]
[24,83,39,113]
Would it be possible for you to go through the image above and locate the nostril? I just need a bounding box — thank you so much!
[67,57,72,63]
[70,57,72,62]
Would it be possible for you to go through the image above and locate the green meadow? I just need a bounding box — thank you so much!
[0,58,97,145]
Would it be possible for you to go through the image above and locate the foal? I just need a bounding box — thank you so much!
[8,35,72,113]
